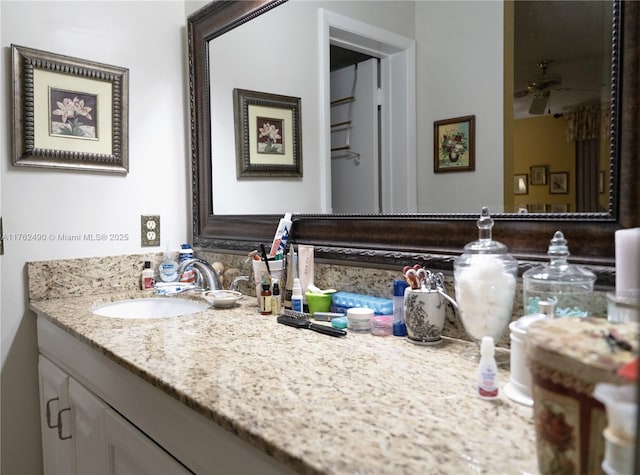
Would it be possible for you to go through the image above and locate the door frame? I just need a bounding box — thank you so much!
[318,9,417,213]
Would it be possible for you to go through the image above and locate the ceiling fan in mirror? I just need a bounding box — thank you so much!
[514,60,563,115]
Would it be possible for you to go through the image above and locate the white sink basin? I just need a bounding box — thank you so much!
[91,298,210,319]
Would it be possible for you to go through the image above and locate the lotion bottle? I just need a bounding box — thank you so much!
[291,278,303,312]
[271,279,282,315]
[141,261,155,290]
[260,282,272,315]
[477,336,499,400]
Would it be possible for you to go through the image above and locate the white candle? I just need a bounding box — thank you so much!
[615,227,640,296]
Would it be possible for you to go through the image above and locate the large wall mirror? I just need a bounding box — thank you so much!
[188,0,638,279]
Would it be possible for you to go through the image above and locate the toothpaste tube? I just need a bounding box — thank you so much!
[268,212,292,257]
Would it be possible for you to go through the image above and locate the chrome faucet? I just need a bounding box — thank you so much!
[229,275,250,292]
[177,258,222,291]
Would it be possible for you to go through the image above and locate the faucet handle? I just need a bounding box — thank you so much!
[230,275,250,292]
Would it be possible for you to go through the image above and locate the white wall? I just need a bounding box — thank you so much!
[0,1,505,471]
[0,2,190,473]
[210,0,503,215]
[416,0,504,213]
[210,0,415,214]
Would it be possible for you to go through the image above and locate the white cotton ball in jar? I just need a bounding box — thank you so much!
[455,255,516,342]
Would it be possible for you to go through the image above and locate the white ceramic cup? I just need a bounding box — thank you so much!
[404,288,445,344]
[506,314,546,405]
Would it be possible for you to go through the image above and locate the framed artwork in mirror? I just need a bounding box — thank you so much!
[233,88,302,178]
[514,174,528,195]
[549,172,569,194]
[433,115,475,173]
[527,203,546,213]
[11,44,129,174]
[599,170,606,194]
[547,203,569,213]
[529,165,548,185]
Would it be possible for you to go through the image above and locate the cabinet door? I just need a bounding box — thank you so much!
[38,356,74,475]
[68,378,109,474]
[104,408,192,475]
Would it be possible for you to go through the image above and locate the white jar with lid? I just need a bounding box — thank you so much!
[347,307,373,333]
[523,231,596,317]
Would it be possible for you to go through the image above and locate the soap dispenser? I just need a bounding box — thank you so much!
[158,245,179,282]
[522,230,596,317]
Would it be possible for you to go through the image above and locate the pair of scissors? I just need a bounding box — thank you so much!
[428,272,445,291]
[402,265,429,290]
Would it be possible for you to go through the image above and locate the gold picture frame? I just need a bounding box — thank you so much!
[529,165,548,185]
[11,44,129,173]
[233,88,302,178]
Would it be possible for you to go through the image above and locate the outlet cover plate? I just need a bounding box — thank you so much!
[141,215,160,247]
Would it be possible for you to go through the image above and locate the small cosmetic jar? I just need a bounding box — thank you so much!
[371,315,393,336]
[347,307,373,333]
[306,292,333,316]
[331,316,348,329]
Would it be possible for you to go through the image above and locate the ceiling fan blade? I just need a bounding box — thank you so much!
[514,89,530,98]
[529,91,550,115]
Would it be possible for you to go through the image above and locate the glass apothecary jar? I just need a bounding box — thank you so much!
[454,207,518,346]
[523,231,596,317]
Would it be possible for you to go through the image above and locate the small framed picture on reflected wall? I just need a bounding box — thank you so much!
[514,174,528,195]
[549,172,569,194]
[530,165,548,185]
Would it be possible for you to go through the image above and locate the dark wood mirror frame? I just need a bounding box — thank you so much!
[188,0,639,284]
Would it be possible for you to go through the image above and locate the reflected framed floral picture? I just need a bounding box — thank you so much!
[233,88,302,178]
[434,115,475,173]
[11,44,129,173]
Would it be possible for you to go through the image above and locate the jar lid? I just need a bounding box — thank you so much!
[523,231,596,282]
[526,317,638,392]
[462,207,510,255]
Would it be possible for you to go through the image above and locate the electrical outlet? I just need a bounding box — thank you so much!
[141,215,160,247]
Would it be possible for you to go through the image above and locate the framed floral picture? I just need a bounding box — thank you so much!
[11,44,129,173]
[434,115,475,173]
[233,88,302,178]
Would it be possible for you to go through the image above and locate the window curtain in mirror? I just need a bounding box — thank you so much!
[565,104,602,142]
[575,139,600,212]
[566,104,602,212]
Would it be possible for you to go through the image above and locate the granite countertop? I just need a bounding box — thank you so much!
[31,291,538,475]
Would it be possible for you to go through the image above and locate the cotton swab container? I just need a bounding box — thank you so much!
[454,208,518,347]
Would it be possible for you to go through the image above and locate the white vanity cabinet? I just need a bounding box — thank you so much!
[36,315,294,475]
[38,356,74,474]
[38,355,191,475]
